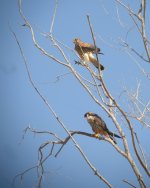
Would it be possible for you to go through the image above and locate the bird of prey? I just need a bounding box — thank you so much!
[73,38,104,70]
[84,112,121,144]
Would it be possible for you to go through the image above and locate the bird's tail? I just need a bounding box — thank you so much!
[108,131,121,144]
[91,58,104,70]
[88,53,104,70]
[109,131,121,138]
[99,64,104,70]
[96,63,104,70]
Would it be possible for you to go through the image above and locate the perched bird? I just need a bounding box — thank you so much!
[84,112,121,144]
[73,38,104,70]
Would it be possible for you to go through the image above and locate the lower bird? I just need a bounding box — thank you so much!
[84,112,121,144]
[73,38,104,70]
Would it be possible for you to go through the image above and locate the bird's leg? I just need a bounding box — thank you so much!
[93,133,100,138]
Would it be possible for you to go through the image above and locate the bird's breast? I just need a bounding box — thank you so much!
[87,115,95,122]
[83,53,90,62]
[87,116,104,134]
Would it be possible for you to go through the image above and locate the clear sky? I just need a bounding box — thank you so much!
[1,0,150,188]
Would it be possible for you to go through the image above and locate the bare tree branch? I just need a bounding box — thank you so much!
[87,14,147,188]
[12,8,113,186]
[49,0,58,33]
[115,0,150,62]
[123,179,137,188]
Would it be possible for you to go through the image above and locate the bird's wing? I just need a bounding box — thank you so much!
[75,45,84,59]
[78,41,100,53]
[93,114,109,132]
[82,46,100,53]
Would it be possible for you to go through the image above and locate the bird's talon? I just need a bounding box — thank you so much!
[75,60,81,65]
[93,134,100,139]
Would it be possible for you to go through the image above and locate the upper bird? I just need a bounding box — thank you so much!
[73,38,104,70]
[84,112,121,144]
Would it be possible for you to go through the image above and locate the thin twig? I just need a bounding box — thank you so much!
[123,179,137,188]
[49,0,58,33]
[115,4,126,28]
[120,38,149,62]
[87,15,102,74]
[18,0,69,68]
[134,132,148,169]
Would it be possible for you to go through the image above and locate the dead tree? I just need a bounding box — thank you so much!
[12,0,150,187]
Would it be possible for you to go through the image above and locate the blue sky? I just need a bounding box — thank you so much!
[1,0,150,188]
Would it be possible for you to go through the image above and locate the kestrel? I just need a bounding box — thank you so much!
[84,112,121,144]
[73,38,104,70]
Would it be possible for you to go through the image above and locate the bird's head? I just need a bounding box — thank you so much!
[73,38,80,44]
[84,112,94,118]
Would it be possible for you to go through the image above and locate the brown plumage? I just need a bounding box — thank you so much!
[84,112,121,144]
[73,38,104,70]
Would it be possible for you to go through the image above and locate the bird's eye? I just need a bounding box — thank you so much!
[84,113,87,117]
